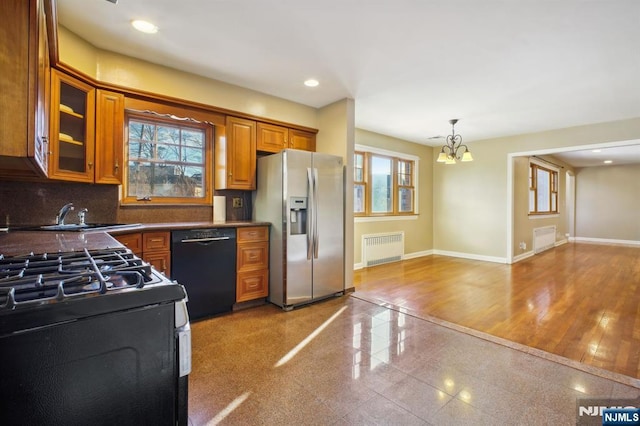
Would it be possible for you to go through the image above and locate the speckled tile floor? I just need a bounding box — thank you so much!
[188,295,640,425]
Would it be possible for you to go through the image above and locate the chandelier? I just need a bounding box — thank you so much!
[436,119,473,164]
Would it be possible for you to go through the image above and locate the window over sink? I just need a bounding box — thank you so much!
[122,109,213,205]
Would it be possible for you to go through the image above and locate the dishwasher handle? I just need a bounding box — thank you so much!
[179,236,231,243]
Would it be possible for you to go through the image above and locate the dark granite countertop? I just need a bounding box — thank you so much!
[0,231,124,256]
[105,221,270,235]
[0,221,270,256]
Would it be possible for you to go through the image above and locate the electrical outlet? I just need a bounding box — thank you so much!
[519,242,527,250]
[232,197,243,208]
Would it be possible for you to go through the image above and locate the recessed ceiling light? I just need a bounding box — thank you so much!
[604,160,613,164]
[304,79,319,87]
[132,20,158,34]
[591,149,601,153]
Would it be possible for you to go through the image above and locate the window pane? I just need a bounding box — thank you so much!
[126,116,207,201]
[398,188,413,212]
[529,189,535,213]
[536,169,550,212]
[183,129,204,147]
[551,193,557,212]
[354,184,365,213]
[355,168,363,182]
[157,144,179,161]
[157,125,179,143]
[371,156,392,213]
[183,146,203,163]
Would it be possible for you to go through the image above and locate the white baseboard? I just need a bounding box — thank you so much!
[512,251,534,263]
[403,250,434,260]
[353,262,364,270]
[433,250,507,264]
[573,237,640,247]
[555,239,568,247]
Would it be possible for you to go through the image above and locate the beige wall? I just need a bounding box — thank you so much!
[434,117,640,261]
[575,164,640,242]
[512,155,574,258]
[354,129,433,266]
[58,27,318,128]
[318,99,355,288]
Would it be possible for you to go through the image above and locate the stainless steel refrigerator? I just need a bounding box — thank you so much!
[254,149,344,310]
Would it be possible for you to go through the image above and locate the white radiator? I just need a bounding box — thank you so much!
[362,232,404,266]
[533,226,556,254]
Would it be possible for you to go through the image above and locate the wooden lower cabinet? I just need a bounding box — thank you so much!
[113,232,142,255]
[113,231,171,278]
[236,226,269,303]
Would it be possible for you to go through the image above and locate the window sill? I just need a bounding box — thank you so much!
[355,215,418,223]
[528,214,559,219]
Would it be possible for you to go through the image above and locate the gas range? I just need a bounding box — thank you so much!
[0,247,165,309]
[0,246,191,425]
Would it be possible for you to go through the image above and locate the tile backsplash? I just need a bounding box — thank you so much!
[0,180,250,227]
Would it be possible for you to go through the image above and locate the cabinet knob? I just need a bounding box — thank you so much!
[88,162,93,169]
[114,160,119,171]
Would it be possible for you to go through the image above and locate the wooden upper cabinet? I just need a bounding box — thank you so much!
[215,116,256,190]
[49,69,96,182]
[257,122,288,153]
[0,0,50,178]
[289,129,316,152]
[95,89,124,184]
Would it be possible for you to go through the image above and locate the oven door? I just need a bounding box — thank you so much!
[0,302,183,426]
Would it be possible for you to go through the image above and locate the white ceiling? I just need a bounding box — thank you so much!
[56,0,640,161]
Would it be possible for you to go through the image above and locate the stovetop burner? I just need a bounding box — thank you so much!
[0,248,165,310]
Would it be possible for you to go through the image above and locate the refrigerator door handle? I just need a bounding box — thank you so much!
[306,167,314,260]
[313,168,319,258]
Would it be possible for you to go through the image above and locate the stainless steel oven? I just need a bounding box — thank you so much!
[0,247,191,426]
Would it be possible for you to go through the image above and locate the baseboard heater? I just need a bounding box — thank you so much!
[362,232,404,266]
[533,226,556,254]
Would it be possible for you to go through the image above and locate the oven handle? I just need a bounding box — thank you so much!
[180,237,231,243]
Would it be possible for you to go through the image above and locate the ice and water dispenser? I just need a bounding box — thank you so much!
[289,197,307,235]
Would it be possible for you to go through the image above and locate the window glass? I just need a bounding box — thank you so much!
[126,117,207,202]
[371,155,392,213]
[536,168,550,212]
[354,184,365,213]
[398,188,413,212]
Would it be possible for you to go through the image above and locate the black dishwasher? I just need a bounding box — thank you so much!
[172,228,237,320]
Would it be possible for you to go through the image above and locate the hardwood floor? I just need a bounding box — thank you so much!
[353,242,640,378]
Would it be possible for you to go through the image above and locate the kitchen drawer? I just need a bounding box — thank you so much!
[236,269,269,302]
[237,226,268,243]
[143,232,171,252]
[114,233,142,255]
[237,241,268,272]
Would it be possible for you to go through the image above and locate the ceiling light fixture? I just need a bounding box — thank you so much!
[604,160,613,164]
[132,20,158,34]
[304,79,319,87]
[436,119,473,164]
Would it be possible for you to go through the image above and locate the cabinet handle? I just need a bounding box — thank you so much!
[88,162,93,169]
[114,160,119,171]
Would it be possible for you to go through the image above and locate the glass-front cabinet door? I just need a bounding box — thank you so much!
[49,69,95,182]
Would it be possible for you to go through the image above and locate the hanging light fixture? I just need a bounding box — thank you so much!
[436,119,473,164]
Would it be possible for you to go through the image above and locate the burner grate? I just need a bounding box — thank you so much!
[0,248,159,310]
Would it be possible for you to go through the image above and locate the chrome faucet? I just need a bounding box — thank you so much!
[77,208,88,225]
[56,203,74,225]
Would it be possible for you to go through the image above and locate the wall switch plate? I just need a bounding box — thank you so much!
[232,197,243,208]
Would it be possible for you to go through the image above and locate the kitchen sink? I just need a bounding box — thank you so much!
[34,223,141,232]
